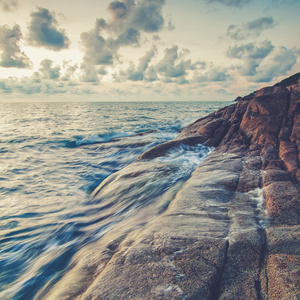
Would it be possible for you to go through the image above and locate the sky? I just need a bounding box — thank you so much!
[0,0,299,102]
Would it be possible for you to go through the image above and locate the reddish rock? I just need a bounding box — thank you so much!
[267,254,300,300]
[139,73,300,299]
[42,74,300,300]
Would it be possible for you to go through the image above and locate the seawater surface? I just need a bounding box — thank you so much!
[0,101,227,299]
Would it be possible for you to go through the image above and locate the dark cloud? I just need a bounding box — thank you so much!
[116,27,140,45]
[227,40,274,60]
[107,0,135,32]
[0,24,32,68]
[0,0,18,12]
[227,17,276,41]
[108,1,130,20]
[205,0,252,8]
[27,7,70,51]
[107,0,165,32]
[130,0,165,32]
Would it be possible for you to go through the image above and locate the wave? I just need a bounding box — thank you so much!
[154,143,213,167]
[74,132,134,146]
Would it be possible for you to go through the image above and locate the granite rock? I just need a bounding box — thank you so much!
[43,73,300,299]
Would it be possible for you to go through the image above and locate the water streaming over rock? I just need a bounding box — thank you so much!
[0,101,226,299]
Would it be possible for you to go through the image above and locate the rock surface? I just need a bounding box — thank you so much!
[44,74,300,299]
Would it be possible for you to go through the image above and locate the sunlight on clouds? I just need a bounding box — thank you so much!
[0,0,299,101]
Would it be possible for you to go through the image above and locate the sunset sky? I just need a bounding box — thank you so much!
[0,0,299,101]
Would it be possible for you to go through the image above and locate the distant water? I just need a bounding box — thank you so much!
[0,101,227,299]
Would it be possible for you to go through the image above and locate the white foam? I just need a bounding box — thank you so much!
[154,143,213,168]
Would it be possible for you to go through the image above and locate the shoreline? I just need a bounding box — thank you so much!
[43,73,300,299]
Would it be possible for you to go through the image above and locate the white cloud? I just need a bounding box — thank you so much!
[250,46,298,82]
[80,0,167,82]
[39,59,61,80]
[227,40,299,82]
[0,24,32,69]
[227,40,274,76]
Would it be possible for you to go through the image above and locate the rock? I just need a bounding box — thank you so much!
[266,254,300,300]
[43,73,300,299]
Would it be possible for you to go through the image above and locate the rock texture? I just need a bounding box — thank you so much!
[44,74,300,299]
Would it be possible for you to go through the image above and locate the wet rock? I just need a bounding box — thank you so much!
[43,73,300,299]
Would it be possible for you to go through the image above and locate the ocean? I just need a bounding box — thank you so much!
[0,101,227,299]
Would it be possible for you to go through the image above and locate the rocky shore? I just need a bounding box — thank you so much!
[44,74,300,299]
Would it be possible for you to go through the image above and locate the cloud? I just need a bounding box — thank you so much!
[227,40,298,82]
[114,45,228,85]
[27,7,70,51]
[116,27,140,45]
[80,0,167,80]
[0,59,93,96]
[80,19,115,67]
[138,45,157,73]
[0,0,18,12]
[227,40,274,76]
[155,45,191,79]
[116,45,193,84]
[115,45,157,81]
[39,59,61,80]
[194,66,229,82]
[0,24,32,68]
[129,0,165,32]
[80,63,103,83]
[0,79,12,93]
[80,19,115,82]
[0,63,91,96]
[61,61,78,81]
[107,0,166,32]
[227,17,276,41]
[205,0,252,8]
[227,40,274,60]
[107,0,135,30]
[250,46,298,82]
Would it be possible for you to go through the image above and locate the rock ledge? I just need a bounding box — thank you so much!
[45,74,300,300]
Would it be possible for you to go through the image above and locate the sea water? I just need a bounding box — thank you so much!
[0,101,227,299]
